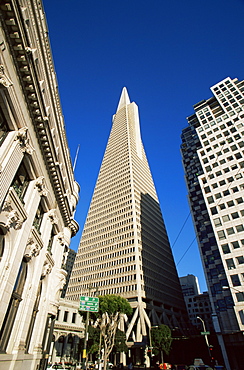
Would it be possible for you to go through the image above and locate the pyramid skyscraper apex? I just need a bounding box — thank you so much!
[116,87,130,112]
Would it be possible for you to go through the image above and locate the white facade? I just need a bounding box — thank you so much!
[181,76,244,369]
[0,1,79,369]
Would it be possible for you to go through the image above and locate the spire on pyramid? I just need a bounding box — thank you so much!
[116,87,130,112]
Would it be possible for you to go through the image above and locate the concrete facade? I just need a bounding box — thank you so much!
[0,1,79,369]
[181,76,244,370]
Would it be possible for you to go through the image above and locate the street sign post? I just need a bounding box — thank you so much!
[80,296,99,312]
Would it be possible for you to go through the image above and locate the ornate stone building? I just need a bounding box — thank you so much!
[0,1,79,369]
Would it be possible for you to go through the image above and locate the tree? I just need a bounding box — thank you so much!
[151,325,172,363]
[79,326,100,356]
[112,329,128,354]
[94,295,132,368]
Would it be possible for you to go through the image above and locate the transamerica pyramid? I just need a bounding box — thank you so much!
[66,88,188,358]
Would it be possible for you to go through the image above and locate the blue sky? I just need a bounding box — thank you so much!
[42,0,244,292]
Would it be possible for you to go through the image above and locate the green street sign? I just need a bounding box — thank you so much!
[80,296,99,312]
[201,331,210,335]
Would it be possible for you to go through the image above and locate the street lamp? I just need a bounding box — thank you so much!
[197,316,211,362]
[222,285,243,294]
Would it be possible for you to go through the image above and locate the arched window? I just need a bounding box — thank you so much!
[0,258,28,352]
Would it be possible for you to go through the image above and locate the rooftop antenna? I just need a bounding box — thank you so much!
[73,144,80,172]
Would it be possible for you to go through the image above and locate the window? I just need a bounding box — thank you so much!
[11,162,30,202]
[217,230,226,240]
[221,244,230,254]
[72,312,77,324]
[236,173,243,179]
[63,311,68,322]
[204,186,211,193]
[0,259,28,351]
[235,153,242,159]
[236,256,244,265]
[232,241,240,249]
[219,204,226,210]
[47,227,56,254]
[0,108,9,146]
[223,190,230,196]
[207,196,214,204]
[227,200,234,207]
[213,218,222,227]
[231,274,241,286]
[25,280,42,353]
[210,207,218,215]
[33,202,45,232]
[236,197,243,204]
[227,156,233,161]
[236,292,244,302]
[219,159,226,164]
[226,258,235,270]
[231,212,239,219]
[236,225,244,233]
[222,215,230,222]
[226,227,235,235]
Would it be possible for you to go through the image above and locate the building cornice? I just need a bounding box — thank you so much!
[0,1,79,235]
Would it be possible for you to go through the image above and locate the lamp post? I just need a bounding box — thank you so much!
[197,316,211,362]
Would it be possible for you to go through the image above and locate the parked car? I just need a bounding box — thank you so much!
[47,364,65,369]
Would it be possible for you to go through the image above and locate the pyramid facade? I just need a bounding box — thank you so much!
[67,88,187,343]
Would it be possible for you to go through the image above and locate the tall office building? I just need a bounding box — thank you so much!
[179,274,200,297]
[67,88,188,359]
[181,77,244,370]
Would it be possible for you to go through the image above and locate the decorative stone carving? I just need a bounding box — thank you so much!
[41,260,52,277]
[35,176,48,196]
[24,236,42,260]
[57,232,65,246]
[6,209,23,230]
[15,127,33,154]
[0,64,13,87]
[2,190,26,230]
[48,209,58,224]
